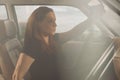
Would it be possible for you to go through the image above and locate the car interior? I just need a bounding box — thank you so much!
[0,0,120,80]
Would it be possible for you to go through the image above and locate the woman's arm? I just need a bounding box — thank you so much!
[57,1,105,43]
[58,19,92,43]
[113,38,120,79]
[113,37,120,50]
[113,57,120,80]
[12,53,35,80]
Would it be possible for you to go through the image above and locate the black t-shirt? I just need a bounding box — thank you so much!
[22,34,61,80]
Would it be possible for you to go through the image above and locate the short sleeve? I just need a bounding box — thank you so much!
[22,39,40,59]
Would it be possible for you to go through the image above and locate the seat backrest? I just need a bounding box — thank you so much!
[4,20,31,80]
[4,20,22,66]
[0,20,14,80]
[5,20,32,80]
[0,20,31,80]
[0,20,6,44]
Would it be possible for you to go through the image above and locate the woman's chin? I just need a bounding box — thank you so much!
[50,32,55,36]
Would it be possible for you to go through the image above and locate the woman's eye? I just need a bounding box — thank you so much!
[48,20,53,23]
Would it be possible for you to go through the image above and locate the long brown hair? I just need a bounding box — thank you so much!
[24,7,56,53]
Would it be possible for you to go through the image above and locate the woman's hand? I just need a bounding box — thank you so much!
[12,70,22,80]
[113,57,120,80]
[113,37,120,50]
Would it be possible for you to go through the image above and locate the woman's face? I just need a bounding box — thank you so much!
[39,11,57,36]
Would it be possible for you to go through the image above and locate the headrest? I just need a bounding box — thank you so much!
[4,20,17,38]
[0,20,7,43]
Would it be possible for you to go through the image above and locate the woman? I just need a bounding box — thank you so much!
[12,6,93,80]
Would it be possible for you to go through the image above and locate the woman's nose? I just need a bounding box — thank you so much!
[53,22,57,27]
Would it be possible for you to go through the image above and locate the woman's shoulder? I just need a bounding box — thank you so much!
[54,33,59,41]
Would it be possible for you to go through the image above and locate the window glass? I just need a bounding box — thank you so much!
[102,3,120,35]
[0,5,8,19]
[14,5,87,38]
